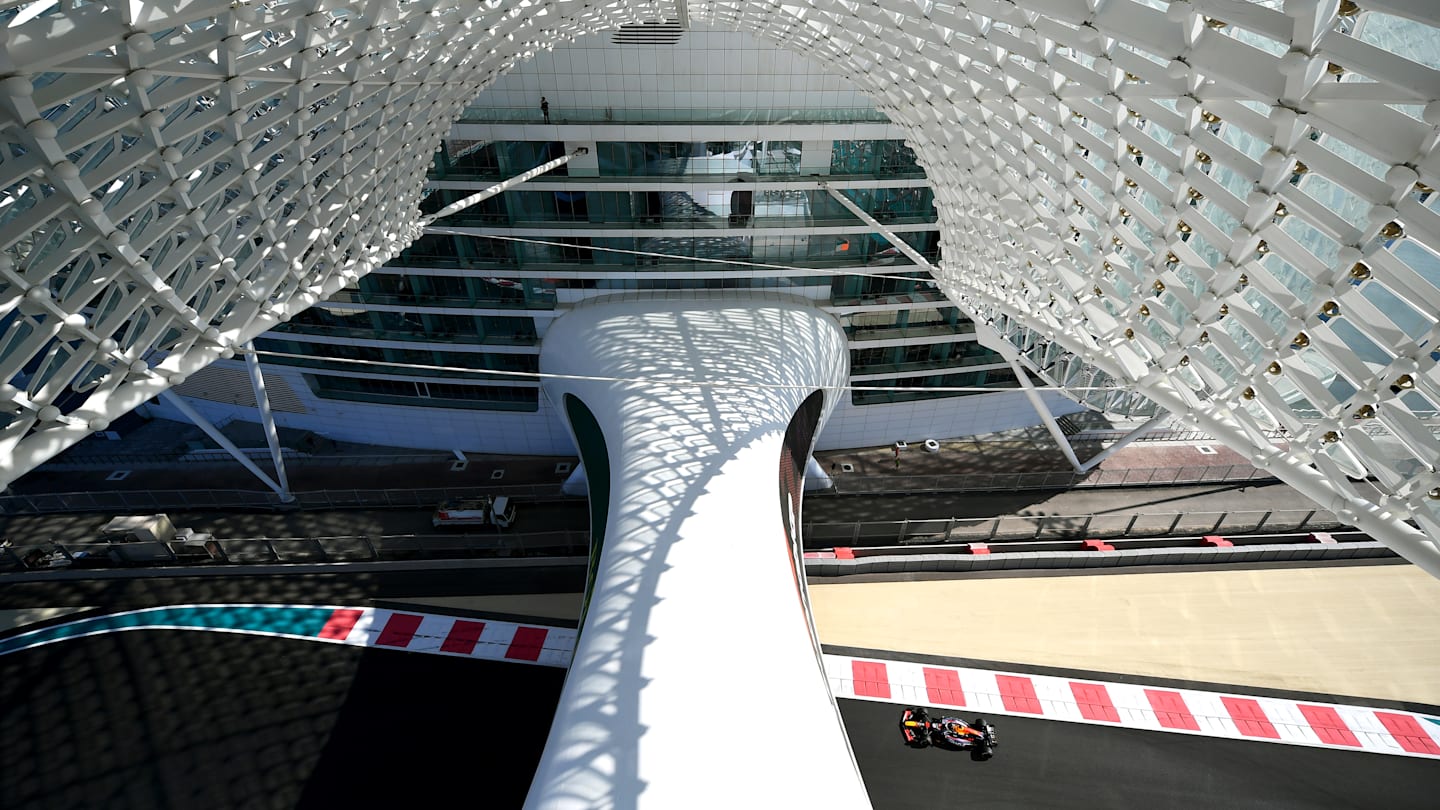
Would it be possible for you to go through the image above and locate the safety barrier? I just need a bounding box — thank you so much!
[803,539,1396,577]
[829,463,1275,495]
[800,508,1344,547]
[0,530,590,572]
[35,451,457,471]
[0,484,570,515]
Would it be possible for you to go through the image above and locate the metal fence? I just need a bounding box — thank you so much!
[0,484,570,515]
[37,451,459,471]
[830,463,1275,495]
[1,530,590,572]
[801,508,1344,547]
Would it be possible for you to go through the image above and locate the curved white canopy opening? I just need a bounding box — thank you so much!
[0,1,1438,570]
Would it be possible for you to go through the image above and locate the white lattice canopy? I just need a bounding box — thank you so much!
[2,1,1439,570]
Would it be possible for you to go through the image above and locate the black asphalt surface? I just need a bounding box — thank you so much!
[3,624,1436,809]
[0,630,563,810]
[0,567,587,613]
[0,502,592,546]
[842,699,1440,809]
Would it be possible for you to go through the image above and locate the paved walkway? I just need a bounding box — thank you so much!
[808,565,1440,706]
[816,432,1263,482]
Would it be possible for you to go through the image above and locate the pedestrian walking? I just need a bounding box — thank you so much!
[540,97,550,123]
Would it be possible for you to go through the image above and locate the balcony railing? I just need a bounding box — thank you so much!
[845,322,976,342]
[429,211,939,231]
[430,170,930,184]
[272,323,538,347]
[385,254,928,274]
[457,105,892,125]
[850,353,1005,377]
[829,289,948,307]
[326,289,557,311]
[258,353,536,380]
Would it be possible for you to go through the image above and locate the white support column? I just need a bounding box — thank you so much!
[1078,412,1173,473]
[242,342,293,503]
[1135,375,1440,580]
[817,180,935,272]
[1005,353,1086,474]
[822,181,1089,471]
[158,390,289,500]
[421,148,588,225]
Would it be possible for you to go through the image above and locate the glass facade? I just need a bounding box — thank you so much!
[286,134,995,412]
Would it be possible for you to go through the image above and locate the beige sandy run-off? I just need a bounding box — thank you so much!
[808,565,1440,706]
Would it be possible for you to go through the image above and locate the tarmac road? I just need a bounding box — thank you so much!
[0,567,588,614]
[841,699,1440,809]
[3,620,1435,810]
[0,501,591,546]
[0,629,564,810]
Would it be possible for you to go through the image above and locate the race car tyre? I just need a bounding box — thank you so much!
[972,746,994,762]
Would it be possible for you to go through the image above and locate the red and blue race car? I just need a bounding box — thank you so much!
[899,707,997,760]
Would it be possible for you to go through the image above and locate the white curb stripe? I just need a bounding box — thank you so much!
[822,653,1440,760]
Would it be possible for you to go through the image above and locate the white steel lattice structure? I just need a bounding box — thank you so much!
[2,1,1440,571]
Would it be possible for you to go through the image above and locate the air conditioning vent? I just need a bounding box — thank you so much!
[611,20,684,45]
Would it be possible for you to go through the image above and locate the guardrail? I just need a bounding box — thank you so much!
[828,463,1275,495]
[0,484,570,515]
[804,534,1394,577]
[37,451,459,470]
[1,530,590,572]
[801,508,1343,547]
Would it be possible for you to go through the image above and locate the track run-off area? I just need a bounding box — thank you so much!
[4,603,1436,760]
[3,596,1438,808]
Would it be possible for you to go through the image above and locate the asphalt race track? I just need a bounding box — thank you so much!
[0,630,564,809]
[841,699,1440,809]
[3,626,1437,809]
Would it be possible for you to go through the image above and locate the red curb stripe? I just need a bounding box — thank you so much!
[317,609,364,641]
[1070,682,1120,723]
[995,674,1043,714]
[505,626,549,661]
[1375,712,1440,755]
[1146,689,1201,731]
[1298,705,1360,747]
[375,613,424,647]
[923,667,965,706]
[1223,697,1279,739]
[851,660,891,698]
[441,620,487,655]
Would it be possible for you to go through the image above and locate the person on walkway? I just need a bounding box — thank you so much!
[540,97,550,123]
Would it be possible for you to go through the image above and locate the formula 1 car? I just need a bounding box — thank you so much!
[899,707,997,760]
